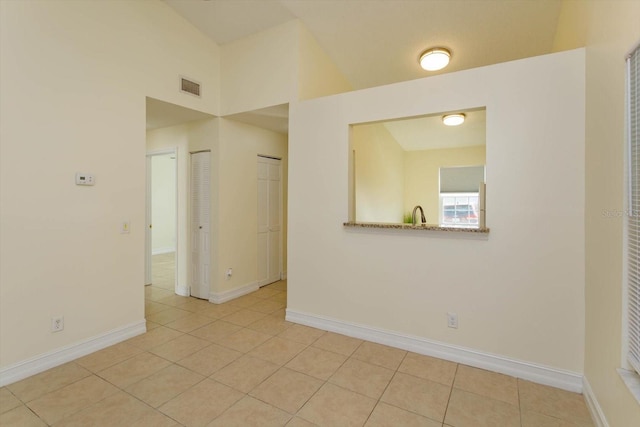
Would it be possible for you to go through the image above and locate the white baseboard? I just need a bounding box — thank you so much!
[583,376,609,427]
[0,320,146,387]
[286,309,583,393]
[176,284,190,297]
[151,248,175,256]
[210,281,259,304]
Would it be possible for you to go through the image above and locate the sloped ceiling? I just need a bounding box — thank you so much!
[382,109,486,151]
[161,0,562,141]
[146,97,215,130]
[165,0,563,90]
[225,104,289,134]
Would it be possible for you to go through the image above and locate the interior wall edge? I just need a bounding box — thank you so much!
[582,376,610,427]
[209,281,260,304]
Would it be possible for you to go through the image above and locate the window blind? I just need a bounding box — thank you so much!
[628,43,640,375]
[440,165,485,193]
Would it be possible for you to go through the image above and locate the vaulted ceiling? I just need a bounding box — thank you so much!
[157,0,565,141]
[164,0,564,90]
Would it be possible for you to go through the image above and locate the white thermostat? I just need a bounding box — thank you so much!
[75,173,95,186]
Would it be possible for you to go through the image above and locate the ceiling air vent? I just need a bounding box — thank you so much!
[180,76,201,97]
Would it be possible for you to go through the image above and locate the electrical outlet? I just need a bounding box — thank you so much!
[226,268,233,279]
[447,312,458,329]
[51,316,64,332]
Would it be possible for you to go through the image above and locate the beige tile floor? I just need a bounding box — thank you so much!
[150,252,176,291]
[0,255,594,426]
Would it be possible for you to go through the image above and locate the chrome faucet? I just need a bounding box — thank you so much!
[412,205,426,225]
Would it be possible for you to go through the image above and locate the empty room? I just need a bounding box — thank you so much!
[1,1,639,426]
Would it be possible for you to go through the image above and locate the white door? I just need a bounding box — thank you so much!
[257,156,282,286]
[190,151,211,299]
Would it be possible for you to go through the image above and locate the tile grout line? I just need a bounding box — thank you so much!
[360,349,411,426]
[202,317,320,425]
[256,327,333,424]
[518,377,523,427]
[123,288,244,427]
[4,386,51,426]
[441,362,460,425]
[95,374,184,427]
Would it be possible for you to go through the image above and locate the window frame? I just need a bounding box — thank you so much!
[439,192,480,228]
[626,42,640,376]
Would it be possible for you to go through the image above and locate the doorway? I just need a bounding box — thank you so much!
[145,97,215,297]
[145,150,178,291]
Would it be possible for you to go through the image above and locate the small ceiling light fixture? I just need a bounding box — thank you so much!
[442,113,465,126]
[419,47,451,71]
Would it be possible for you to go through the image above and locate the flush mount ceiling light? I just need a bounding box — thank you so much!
[442,113,465,126]
[419,47,451,71]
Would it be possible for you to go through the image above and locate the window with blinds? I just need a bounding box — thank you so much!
[440,165,485,193]
[439,166,485,228]
[628,43,640,375]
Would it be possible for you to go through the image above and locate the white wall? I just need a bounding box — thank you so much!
[0,0,220,373]
[151,154,177,254]
[221,21,298,116]
[554,1,640,425]
[288,50,585,377]
[404,146,486,222]
[220,19,352,116]
[352,123,405,223]
[216,119,288,295]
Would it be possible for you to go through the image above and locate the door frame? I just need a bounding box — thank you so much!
[145,148,179,292]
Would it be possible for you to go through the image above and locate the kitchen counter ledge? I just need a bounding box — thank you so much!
[343,222,490,234]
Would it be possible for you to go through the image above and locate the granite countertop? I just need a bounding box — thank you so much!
[343,222,490,233]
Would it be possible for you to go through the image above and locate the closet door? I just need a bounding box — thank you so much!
[190,151,210,299]
[257,156,281,286]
